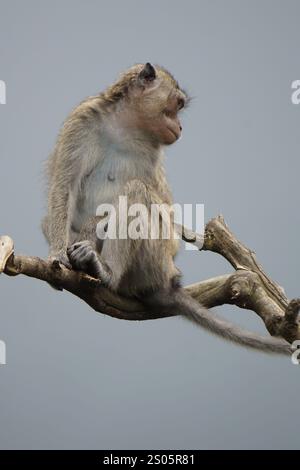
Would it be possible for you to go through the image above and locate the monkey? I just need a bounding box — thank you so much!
[43,62,291,355]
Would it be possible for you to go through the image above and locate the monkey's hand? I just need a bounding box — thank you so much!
[67,241,111,286]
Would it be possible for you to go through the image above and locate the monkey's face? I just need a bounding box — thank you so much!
[127,63,187,146]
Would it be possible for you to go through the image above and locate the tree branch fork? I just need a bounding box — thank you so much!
[1,216,299,345]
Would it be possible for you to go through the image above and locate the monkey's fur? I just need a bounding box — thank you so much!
[43,63,291,355]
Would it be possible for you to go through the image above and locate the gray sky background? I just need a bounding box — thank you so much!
[0,0,300,450]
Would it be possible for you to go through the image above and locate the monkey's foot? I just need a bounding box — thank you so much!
[47,251,73,290]
[67,241,111,285]
[49,251,72,270]
[0,236,14,273]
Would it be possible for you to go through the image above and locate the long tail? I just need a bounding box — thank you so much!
[173,289,292,355]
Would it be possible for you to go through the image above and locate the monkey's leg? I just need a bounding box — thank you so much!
[67,241,112,285]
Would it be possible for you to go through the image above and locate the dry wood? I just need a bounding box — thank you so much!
[1,216,299,344]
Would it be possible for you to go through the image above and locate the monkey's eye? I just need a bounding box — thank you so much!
[164,109,173,118]
[177,98,185,110]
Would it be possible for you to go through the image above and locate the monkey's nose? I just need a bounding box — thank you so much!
[179,124,182,131]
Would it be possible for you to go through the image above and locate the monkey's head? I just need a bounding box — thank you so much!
[108,63,189,146]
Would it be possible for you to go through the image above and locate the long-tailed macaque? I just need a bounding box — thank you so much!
[43,63,291,355]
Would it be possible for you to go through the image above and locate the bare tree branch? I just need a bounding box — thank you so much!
[1,216,299,344]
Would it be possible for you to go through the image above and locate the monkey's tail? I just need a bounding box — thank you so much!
[173,289,292,355]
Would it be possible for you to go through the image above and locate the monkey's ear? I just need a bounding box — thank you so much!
[138,63,156,83]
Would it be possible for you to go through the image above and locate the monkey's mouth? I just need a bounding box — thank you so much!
[166,126,181,141]
[163,115,182,142]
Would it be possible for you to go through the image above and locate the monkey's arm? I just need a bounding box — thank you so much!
[46,123,100,262]
[47,170,78,258]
